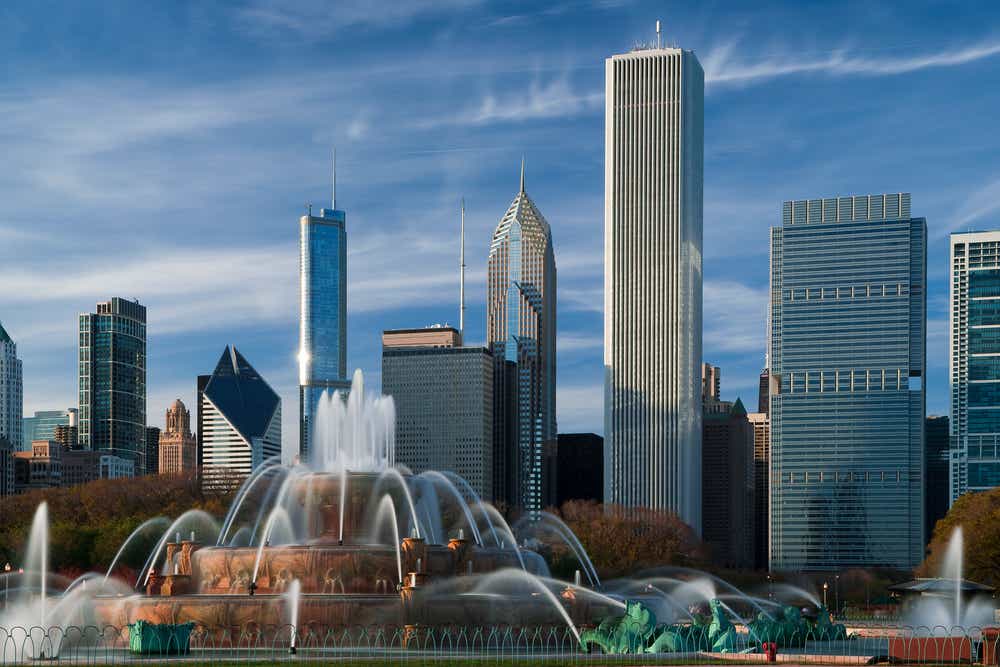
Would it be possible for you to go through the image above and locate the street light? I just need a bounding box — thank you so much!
[3,562,10,607]
[835,574,840,614]
[823,581,829,607]
[767,574,772,599]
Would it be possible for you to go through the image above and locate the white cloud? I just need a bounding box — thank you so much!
[446,77,602,126]
[703,280,768,355]
[557,383,603,434]
[936,177,1000,238]
[237,0,481,37]
[559,333,602,353]
[703,39,1000,88]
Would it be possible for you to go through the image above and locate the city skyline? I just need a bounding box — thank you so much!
[2,3,1000,462]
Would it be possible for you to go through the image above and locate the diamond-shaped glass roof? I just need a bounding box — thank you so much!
[203,346,279,443]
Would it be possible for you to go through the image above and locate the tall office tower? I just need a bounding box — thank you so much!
[159,398,197,475]
[142,427,160,475]
[701,398,755,569]
[0,322,23,452]
[78,297,146,472]
[769,193,926,570]
[53,424,79,450]
[486,163,557,512]
[747,411,770,569]
[604,44,704,528]
[948,231,1000,504]
[0,436,13,496]
[382,326,494,498]
[702,363,721,402]
[758,369,770,415]
[23,408,76,451]
[199,346,281,488]
[925,416,950,539]
[299,162,350,463]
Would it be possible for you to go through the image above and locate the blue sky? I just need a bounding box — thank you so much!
[2,0,999,458]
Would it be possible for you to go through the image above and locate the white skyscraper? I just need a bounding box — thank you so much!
[603,43,704,531]
[0,321,23,451]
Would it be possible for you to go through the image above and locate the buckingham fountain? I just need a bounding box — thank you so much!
[1,370,995,661]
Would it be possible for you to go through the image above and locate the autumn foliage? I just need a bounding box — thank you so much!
[545,500,705,580]
[0,473,235,578]
[918,486,1000,588]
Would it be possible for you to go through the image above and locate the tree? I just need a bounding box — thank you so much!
[918,487,1000,588]
[547,501,705,580]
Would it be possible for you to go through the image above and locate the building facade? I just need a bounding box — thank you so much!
[604,46,704,529]
[382,327,494,499]
[143,427,160,476]
[925,415,950,539]
[0,322,23,454]
[159,398,197,475]
[14,441,62,492]
[299,203,349,463]
[486,165,557,512]
[199,346,281,488]
[702,399,755,569]
[748,411,770,570]
[0,436,14,496]
[79,298,146,472]
[769,193,926,570]
[948,231,1000,504]
[23,408,77,451]
[555,433,604,506]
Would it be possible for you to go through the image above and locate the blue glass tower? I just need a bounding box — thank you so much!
[949,232,1000,503]
[299,169,349,462]
[769,193,926,570]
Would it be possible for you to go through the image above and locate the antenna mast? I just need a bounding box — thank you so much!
[460,198,466,338]
[332,147,337,209]
[656,20,661,49]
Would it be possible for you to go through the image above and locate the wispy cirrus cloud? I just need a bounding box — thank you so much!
[236,0,481,37]
[703,39,1000,87]
[703,280,768,355]
[937,176,1000,238]
[442,76,602,127]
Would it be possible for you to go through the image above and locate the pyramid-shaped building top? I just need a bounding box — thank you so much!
[203,346,280,444]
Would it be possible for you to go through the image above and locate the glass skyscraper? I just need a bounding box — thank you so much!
[769,193,926,570]
[487,164,557,512]
[299,204,349,462]
[79,297,146,473]
[949,232,1000,503]
[0,321,22,452]
[22,408,76,451]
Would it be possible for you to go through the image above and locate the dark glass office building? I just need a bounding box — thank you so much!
[769,193,926,570]
[79,297,146,473]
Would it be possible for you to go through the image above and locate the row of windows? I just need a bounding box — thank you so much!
[784,284,908,301]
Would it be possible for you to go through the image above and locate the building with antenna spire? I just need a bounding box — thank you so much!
[380,200,494,497]
[298,150,350,462]
[487,159,557,511]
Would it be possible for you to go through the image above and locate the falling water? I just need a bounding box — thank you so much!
[139,510,219,587]
[218,460,284,545]
[252,507,295,585]
[374,496,403,584]
[418,471,483,545]
[310,370,396,473]
[371,468,422,539]
[513,512,600,588]
[104,516,170,583]
[24,502,49,627]
[286,579,301,651]
[943,526,964,626]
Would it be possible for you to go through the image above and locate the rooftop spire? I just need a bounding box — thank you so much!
[332,147,337,210]
[460,198,466,338]
[519,155,525,194]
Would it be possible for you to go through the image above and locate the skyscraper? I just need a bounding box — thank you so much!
[299,161,349,463]
[603,43,704,529]
[948,231,1000,504]
[747,410,770,569]
[382,326,494,498]
[769,193,926,570]
[143,427,160,476]
[487,162,557,512]
[159,398,197,475]
[78,298,146,472]
[199,346,281,488]
[925,415,950,539]
[23,409,76,451]
[0,322,22,452]
[701,398,755,569]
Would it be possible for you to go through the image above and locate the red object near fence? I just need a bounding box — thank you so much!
[762,642,778,663]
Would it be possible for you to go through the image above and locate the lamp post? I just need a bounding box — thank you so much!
[823,581,829,607]
[3,562,10,607]
[767,574,772,599]
[835,574,840,614]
